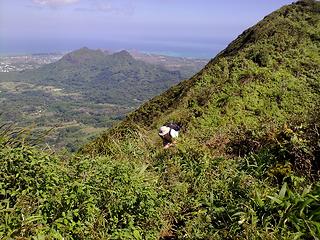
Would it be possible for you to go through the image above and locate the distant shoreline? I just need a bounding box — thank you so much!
[0,40,225,59]
[0,49,211,60]
[0,49,212,59]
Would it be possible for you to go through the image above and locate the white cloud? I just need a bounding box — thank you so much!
[75,0,134,15]
[32,0,80,7]
[30,0,134,14]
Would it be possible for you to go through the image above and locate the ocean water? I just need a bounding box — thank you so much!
[0,38,229,59]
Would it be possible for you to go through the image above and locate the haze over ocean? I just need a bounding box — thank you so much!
[0,38,226,59]
[0,0,293,58]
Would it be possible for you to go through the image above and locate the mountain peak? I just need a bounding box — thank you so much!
[61,47,105,64]
[112,50,133,59]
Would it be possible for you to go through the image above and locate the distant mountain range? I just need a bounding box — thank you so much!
[0,47,208,150]
[20,47,186,105]
[3,1,320,239]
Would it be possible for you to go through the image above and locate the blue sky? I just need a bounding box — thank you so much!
[0,0,294,57]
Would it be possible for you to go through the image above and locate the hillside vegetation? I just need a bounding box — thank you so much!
[1,1,320,239]
[26,48,183,105]
[0,49,192,151]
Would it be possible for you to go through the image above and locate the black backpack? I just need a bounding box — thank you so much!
[166,123,180,131]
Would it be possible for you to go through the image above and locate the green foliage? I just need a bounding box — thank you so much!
[1,1,320,239]
[0,128,163,239]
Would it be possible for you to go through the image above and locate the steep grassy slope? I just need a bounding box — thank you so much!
[84,0,320,162]
[1,1,320,239]
[78,1,320,237]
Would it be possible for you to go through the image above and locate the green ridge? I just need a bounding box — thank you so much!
[83,0,320,157]
[1,1,320,239]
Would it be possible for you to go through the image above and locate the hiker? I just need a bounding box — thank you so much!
[158,123,180,149]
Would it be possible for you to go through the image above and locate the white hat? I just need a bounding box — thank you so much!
[159,126,170,136]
